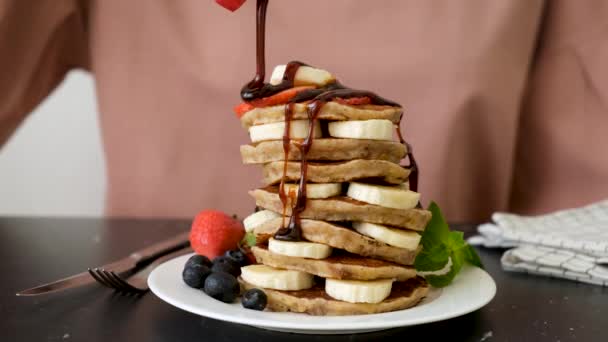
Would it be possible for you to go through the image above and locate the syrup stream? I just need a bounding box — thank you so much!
[245,0,417,241]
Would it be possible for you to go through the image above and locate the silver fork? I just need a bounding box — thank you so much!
[89,247,193,295]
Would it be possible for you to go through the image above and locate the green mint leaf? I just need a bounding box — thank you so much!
[425,273,455,288]
[448,230,466,249]
[425,254,463,287]
[243,232,257,247]
[419,202,450,248]
[464,245,484,268]
[414,201,484,288]
[414,243,450,271]
[450,229,483,269]
[415,202,450,271]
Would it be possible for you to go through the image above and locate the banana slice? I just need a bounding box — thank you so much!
[240,264,314,291]
[268,238,332,259]
[270,64,335,87]
[352,222,421,250]
[249,120,321,143]
[243,210,281,232]
[328,120,394,141]
[269,65,287,85]
[325,278,393,304]
[346,182,420,210]
[282,183,342,199]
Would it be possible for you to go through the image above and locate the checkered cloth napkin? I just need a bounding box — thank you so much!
[468,200,608,286]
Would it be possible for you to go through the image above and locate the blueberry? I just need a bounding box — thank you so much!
[185,254,212,269]
[241,288,267,311]
[224,249,248,267]
[203,272,240,303]
[212,256,241,276]
[182,264,211,288]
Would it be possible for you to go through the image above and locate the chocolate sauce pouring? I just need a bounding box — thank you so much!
[397,121,419,193]
[244,0,418,241]
[240,0,308,101]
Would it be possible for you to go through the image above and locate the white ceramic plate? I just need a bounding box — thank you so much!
[149,254,496,335]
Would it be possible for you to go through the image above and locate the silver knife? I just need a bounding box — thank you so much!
[16,231,190,296]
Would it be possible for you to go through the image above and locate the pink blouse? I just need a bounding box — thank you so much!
[1,0,607,221]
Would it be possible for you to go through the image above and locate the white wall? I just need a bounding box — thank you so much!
[0,71,106,216]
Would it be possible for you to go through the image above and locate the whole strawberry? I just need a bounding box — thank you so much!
[189,210,245,259]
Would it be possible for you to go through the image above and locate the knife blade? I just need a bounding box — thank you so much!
[16,231,190,296]
[17,271,98,296]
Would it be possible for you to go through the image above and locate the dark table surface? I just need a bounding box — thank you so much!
[1,217,606,342]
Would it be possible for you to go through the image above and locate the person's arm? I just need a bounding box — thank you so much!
[0,0,88,146]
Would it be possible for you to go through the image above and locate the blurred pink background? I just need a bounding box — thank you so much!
[1,0,607,222]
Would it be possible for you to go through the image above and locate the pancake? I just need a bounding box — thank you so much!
[239,101,402,129]
[241,138,407,164]
[252,245,416,281]
[253,218,419,265]
[249,188,431,231]
[262,159,410,185]
[239,276,428,316]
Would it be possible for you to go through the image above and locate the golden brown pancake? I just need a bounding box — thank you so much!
[240,138,407,164]
[252,245,416,281]
[250,187,430,231]
[262,159,410,185]
[239,101,402,129]
[253,218,420,265]
[239,276,428,316]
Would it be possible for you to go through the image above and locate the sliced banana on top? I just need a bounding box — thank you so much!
[352,222,421,250]
[328,119,394,141]
[282,183,342,199]
[346,182,420,210]
[270,64,335,87]
[241,264,314,291]
[243,210,281,232]
[249,120,321,143]
[268,238,333,259]
[269,65,288,85]
[325,278,393,304]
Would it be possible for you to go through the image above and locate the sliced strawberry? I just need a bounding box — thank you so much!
[233,102,254,117]
[233,86,315,118]
[215,0,247,12]
[250,86,315,107]
[333,96,372,106]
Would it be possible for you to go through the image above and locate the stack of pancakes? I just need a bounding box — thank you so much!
[237,67,432,315]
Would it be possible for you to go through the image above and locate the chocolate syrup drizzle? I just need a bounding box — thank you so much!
[397,120,418,193]
[245,0,418,241]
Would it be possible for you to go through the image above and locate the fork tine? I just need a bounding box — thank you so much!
[112,272,145,294]
[107,272,136,292]
[90,266,147,294]
[98,269,126,291]
[89,268,112,288]
[94,269,115,288]
[91,267,145,294]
